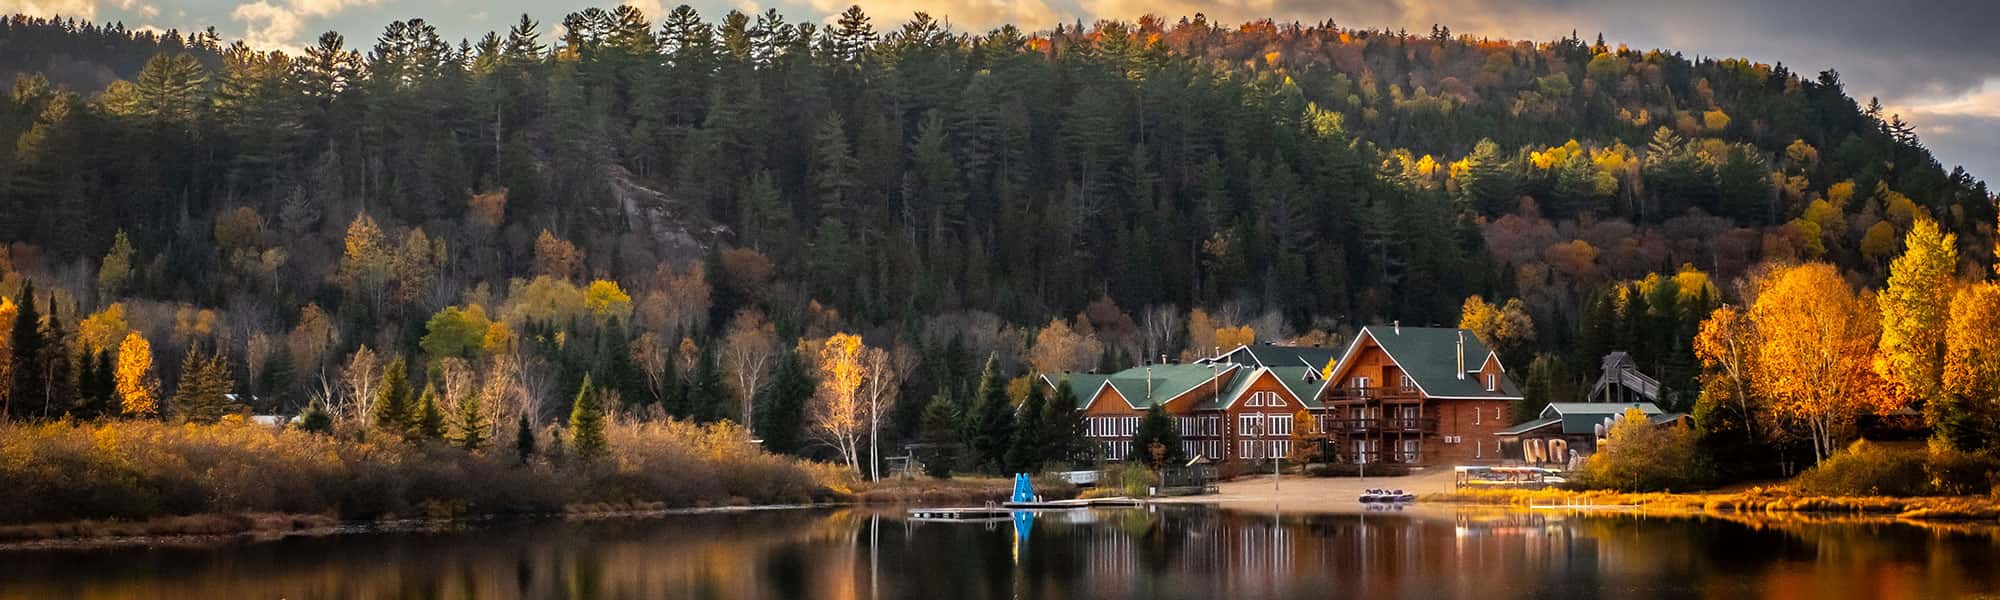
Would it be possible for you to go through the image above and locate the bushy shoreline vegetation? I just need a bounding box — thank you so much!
[0,418,843,528]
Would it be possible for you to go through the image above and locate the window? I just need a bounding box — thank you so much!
[1485,373,1497,392]
[1269,415,1293,436]
[1270,440,1289,459]
[1268,392,1286,407]
[1246,392,1262,407]
[1402,439,1420,461]
[1475,440,1484,459]
[1238,414,1264,436]
[1400,374,1416,389]
[1474,407,1482,425]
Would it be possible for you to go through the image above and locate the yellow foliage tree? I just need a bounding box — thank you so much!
[1941,284,2000,445]
[115,331,160,417]
[1877,218,1957,412]
[1288,407,1322,463]
[1459,295,1535,354]
[78,303,130,354]
[810,333,868,472]
[0,297,14,401]
[1749,263,1892,462]
[1702,108,1731,131]
[582,279,633,323]
[1215,325,1255,350]
[1028,317,1103,375]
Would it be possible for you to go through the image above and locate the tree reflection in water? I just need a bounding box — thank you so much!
[3,506,2000,599]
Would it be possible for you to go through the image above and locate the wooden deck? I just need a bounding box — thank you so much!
[907,497,1146,521]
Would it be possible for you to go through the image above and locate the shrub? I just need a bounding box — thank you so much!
[1921,442,2000,496]
[1575,408,1713,492]
[1089,462,1158,498]
[1793,440,1929,496]
[0,418,843,527]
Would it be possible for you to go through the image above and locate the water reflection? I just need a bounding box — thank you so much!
[4,505,2000,599]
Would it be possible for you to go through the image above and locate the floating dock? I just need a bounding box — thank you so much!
[907,497,1146,521]
[1001,497,1144,509]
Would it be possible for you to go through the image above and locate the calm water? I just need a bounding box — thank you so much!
[5,505,2000,599]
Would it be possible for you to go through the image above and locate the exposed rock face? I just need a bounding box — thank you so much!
[604,164,711,265]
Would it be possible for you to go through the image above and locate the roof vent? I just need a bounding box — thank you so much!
[1456,331,1466,380]
[1393,320,1400,334]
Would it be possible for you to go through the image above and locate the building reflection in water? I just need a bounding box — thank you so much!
[4,505,2000,599]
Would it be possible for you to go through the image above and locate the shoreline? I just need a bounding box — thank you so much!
[1426,487,2000,522]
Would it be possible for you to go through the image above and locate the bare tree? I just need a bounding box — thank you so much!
[1141,304,1183,363]
[861,344,914,482]
[335,345,379,426]
[631,331,672,407]
[721,308,778,429]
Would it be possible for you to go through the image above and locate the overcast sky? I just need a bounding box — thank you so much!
[10,0,1997,187]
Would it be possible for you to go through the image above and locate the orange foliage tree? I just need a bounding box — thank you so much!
[1746,263,1896,462]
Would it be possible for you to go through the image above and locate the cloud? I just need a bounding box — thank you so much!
[2,0,157,21]
[801,0,1071,33]
[231,0,384,51]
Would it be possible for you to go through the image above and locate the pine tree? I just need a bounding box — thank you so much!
[8,283,45,420]
[1003,381,1047,473]
[415,384,445,440]
[969,358,1015,473]
[299,401,333,434]
[917,396,958,478]
[569,374,608,460]
[1041,380,1089,465]
[514,413,537,464]
[753,347,813,454]
[454,390,490,451]
[686,345,727,422]
[1130,404,1185,469]
[374,356,413,435]
[171,344,237,423]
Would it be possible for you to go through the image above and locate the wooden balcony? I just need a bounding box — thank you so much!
[1323,385,1424,403]
[1321,417,1438,434]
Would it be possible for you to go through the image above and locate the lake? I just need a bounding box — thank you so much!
[4,504,1999,599]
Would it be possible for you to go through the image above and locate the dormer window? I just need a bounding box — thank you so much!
[1485,373,1497,392]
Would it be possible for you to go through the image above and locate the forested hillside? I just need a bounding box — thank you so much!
[0,9,1992,459]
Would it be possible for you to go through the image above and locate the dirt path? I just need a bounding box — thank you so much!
[1154,468,1459,512]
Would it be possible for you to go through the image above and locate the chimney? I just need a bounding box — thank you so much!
[1146,366,1154,400]
[1393,320,1400,335]
[1456,331,1466,380]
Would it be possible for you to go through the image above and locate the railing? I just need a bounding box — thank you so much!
[1323,385,1423,402]
[1321,417,1438,434]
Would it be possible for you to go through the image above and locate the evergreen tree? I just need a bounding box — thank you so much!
[917,396,958,478]
[1041,380,1089,466]
[171,345,237,422]
[753,347,813,454]
[514,413,538,464]
[686,344,728,422]
[454,390,490,451]
[8,283,45,420]
[969,358,1015,474]
[1003,381,1047,473]
[373,356,414,435]
[1130,404,1185,468]
[299,401,334,434]
[569,374,608,460]
[415,384,445,440]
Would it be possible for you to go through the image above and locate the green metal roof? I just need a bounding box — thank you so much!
[1268,367,1329,409]
[1354,325,1523,399]
[1048,364,1237,410]
[1539,402,1663,434]
[1218,344,1340,371]
[1497,417,1562,436]
[1194,365,1262,411]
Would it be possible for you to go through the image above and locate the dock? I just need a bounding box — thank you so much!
[907,497,1146,521]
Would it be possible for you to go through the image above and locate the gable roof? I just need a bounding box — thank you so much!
[1328,325,1524,400]
[1539,402,1664,434]
[1210,344,1341,371]
[1047,364,1237,410]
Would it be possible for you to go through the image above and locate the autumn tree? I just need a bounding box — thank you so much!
[1288,407,1323,463]
[532,229,583,280]
[1028,317,1103,375]
[114,331,160,417]
[1749,264,1892,462]
[1459,295,1536,364]
[810,333,867,472]
[1876,218,1958,443]
[1940,283,2000,449]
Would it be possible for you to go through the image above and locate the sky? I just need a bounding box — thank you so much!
[7,0,1998,187]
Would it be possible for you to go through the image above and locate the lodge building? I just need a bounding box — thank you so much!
[1044,324,1523,467]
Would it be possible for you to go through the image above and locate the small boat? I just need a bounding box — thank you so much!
[1358,488,1417,503]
